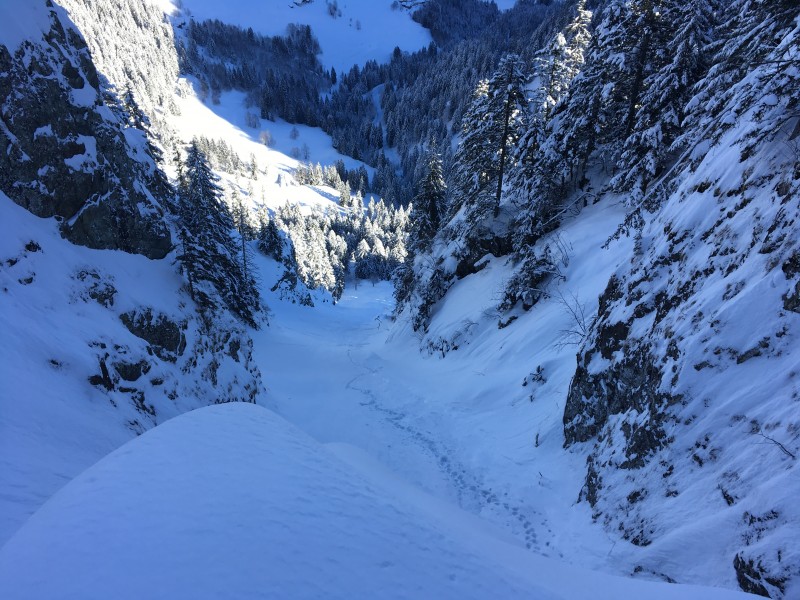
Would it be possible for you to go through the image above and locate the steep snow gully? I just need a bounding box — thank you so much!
[251,200,632,574]
[257,284,551,552]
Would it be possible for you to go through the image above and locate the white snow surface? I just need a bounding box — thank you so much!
[172,0,432,73]
[171,85,371,215]
[0,402,750,600]
[0,194,183,544]
[0,1,52,49]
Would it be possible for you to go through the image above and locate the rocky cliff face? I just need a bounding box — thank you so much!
[564,14,800,597]
[0,1,265,544]
[0,1,171,258]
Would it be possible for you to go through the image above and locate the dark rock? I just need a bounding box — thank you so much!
[632,301,655,319]
[782,257,800,314]
[88,356,114,390]
[76,269,116,307]
[620,420,664,469]
[227,338,241,362]
[733,554,785,598]
[598,321,629,359]
[65,193,172,259]
[121,388,155,417]
[564,348,672,449]
[580,456,601,507]
[113,359,151,382]
[120,309,186,362]
[598,275,624,318]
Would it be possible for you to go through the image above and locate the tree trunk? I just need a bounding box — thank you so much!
[494,71,514,217]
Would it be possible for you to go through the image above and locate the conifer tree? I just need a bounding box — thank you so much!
[176,141,260,327]
[449,54,527,222]
[612,0,717,202]
[257,212,284,261]
[410,148,446,252]
[509,1,592,249]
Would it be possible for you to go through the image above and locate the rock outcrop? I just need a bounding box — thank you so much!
[0,1,171,258]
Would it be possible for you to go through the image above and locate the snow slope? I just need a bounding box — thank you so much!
[0,187,261,545]
[253,199,635,564]
[170,85,372,215]
[0,1,52,49]
[173,0,432,73]
[0,194,176,543]
[0,402,751,600]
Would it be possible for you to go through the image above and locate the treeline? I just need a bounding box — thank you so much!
[176,1,560,205]
[177,19,329,125]
[398,0,800,332]
[257,196,410,305]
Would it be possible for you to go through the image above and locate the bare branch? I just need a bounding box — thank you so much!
[554,289,591,351]
[758,432,796,460]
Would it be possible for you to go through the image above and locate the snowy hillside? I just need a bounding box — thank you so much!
[173,0,432,73]
[0,402,751,600]
[0,0,262,546]
[0,187,262,544]
[3,0,799,598]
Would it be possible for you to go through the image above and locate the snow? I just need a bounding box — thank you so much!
[63,135,97,171]
[3,1,795,597]
[0,193,189,545]
[252,200,636,567]
[172,84,371,215]
[495,0,518,11]
[0,2,51,50]
[173,0,431,73]
[0,184,752,598]
[0,402,750,600]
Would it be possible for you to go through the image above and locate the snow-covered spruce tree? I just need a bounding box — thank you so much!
[395,147,445,309]
[507,0,593,252]
[529,0,592,130]
[410,148,446,253]
[257,211,284,261]
[491,11,591,316]
[542,0,651,187]
[446,54,527,267]
[176,142,260,327]
[399,54,528,331]
[611,0,718,203]
[231,188,259,293]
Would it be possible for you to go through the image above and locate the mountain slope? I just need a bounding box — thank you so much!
[0,0,263,546]
[392,0,800,596]
[176,0,432,73]
[0,1,170,257]
[2,0,798,598]
[0,402,751,600]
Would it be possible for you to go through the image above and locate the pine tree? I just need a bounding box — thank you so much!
[410,148,446,252]
[508,1,593,249]
[612,0,717,202]
[543,0,638,184]
[489,54,529,217]
[176,141,261,327]
[449,79,493,222]
[448,54,527,246]
[257,212,284,261]
[529,0,592,131]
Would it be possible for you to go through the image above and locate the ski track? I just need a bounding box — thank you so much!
[343,347,551,555]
